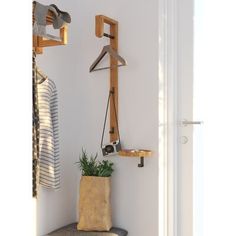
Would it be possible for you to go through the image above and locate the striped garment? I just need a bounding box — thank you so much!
[32,54,40,197]
[37,75,60,189]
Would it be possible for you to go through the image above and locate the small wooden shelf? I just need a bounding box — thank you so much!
[119,149,153,167]
[119,149,152,157]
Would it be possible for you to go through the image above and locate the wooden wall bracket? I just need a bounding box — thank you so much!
[33,3,68,54]
[95,15,119,142]
[119,149,153,168]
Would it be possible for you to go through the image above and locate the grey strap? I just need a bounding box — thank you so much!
[101,90,121,148]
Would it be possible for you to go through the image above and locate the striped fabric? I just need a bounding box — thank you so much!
[37,75,60,189]
[32,53,40,197]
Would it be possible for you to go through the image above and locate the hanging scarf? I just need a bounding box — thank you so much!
[32,51,40,198]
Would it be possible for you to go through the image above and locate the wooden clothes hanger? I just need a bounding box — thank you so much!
[36,67,48,84]
[33,50,48,84]
[89,45,127,72]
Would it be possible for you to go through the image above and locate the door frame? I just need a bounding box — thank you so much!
[158,0,189,235]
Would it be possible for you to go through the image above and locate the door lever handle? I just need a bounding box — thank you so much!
[181,119,203,126]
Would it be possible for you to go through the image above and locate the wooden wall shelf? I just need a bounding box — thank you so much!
[119,149,153,167]
[33,3,68,54]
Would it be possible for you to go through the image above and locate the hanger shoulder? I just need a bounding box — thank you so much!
[89,46,108,72]
[89,45,127,72]
[36,67,48,84]
[106,46,127,65]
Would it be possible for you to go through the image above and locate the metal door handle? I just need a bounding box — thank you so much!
[181,119,203,126]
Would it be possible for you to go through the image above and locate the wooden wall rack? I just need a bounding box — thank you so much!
[94,15,153,167]
[33,3,68,54]
[95,15,119,142]
[119,149,153,167]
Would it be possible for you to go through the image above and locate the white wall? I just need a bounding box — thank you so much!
[36,0,159,236]
[36,1,81,235]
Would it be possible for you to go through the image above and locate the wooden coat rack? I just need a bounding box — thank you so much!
[94,15,153,167]
[33,3,68,54]
[95,15,119,142]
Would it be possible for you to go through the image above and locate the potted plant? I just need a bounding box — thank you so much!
[76,149,114,231]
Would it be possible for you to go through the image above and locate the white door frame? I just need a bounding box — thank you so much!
[158,0,178,235]
[158,0,190,235]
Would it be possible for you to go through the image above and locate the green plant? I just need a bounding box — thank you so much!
[76,149,98,176]
[76,149,114,177]
[97,160,114,177]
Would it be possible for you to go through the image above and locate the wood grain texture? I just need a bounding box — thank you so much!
[95,15,119,142]
[95,15,104,38]
[37,26,68,47]
[119,149,153,157]
[109,19,118,142]
[32,3,68,54]
[95,15,118,38]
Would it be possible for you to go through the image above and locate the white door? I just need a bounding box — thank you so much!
[177,0,194,235]
[176,0,236,236]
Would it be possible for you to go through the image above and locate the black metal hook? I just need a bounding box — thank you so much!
[103,33,115,39]
[109,127,115,134]
[138,157,144,167]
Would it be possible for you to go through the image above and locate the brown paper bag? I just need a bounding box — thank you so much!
[77,176,112,231]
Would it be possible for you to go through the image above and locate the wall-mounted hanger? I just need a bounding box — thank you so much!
[91,15,124,142]
[91,16,152,167]
[32,1,69,54]
[89,45,127,72]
